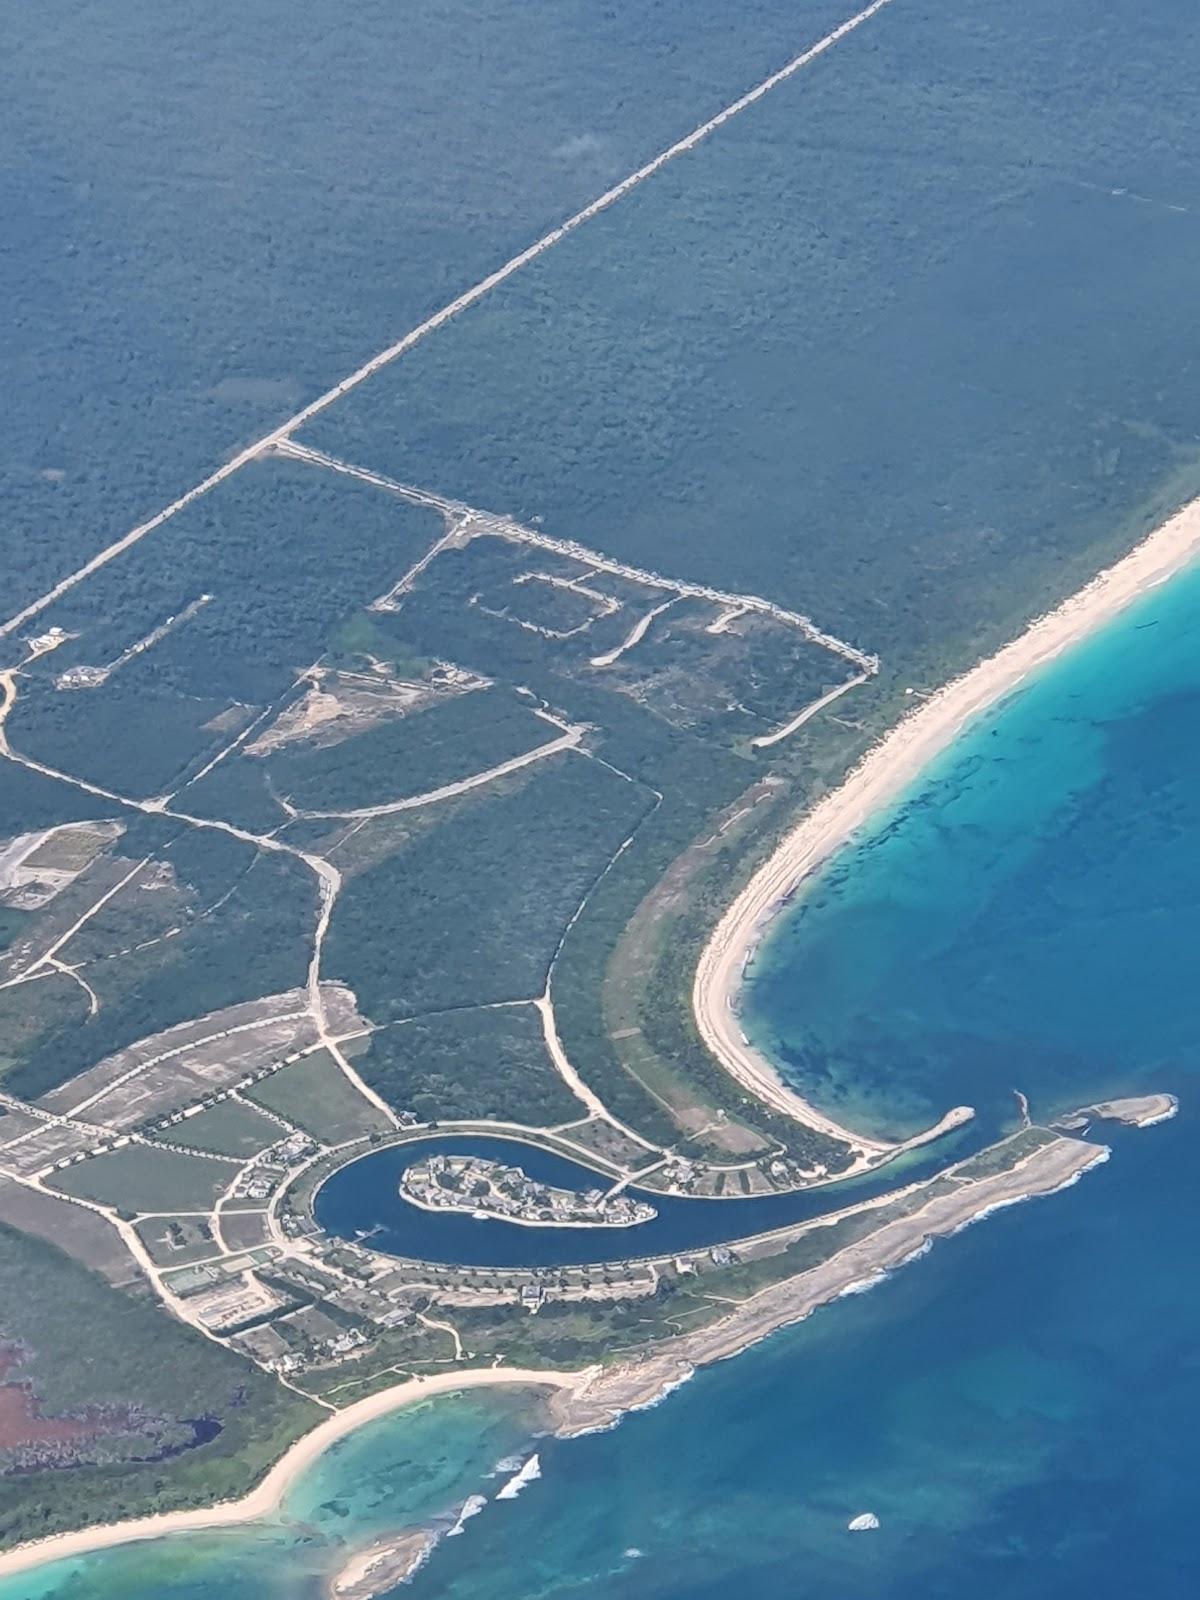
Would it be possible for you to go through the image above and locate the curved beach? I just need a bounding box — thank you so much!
[0,1367,580,1584]
[694,495,1200,1146]
[0,1127,1121,1582]
[6,505,1199,1588]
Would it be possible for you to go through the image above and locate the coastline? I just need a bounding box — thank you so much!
[0,1132,1109,1584]
[546,1132,1108,1436]
[6,501,1198,1586]
[0,1367,581,1585]
[694,496,1200,1146]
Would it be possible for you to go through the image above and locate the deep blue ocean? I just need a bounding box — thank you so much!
[9,564,1200,1598]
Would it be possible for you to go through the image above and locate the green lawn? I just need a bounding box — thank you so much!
[246,1051,390,1143]
[162,1099,283,1158]
[47,1143,235,1213]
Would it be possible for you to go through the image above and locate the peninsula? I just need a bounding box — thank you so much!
[0,1122,1112,1584]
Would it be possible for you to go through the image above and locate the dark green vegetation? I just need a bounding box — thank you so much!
[1,0,850,618]
[18,458,443,719]
[7,670,247,803]
[358,1006,582,1126]
[325,755,654,1019]
[2,823,314,1101]
[307,0,1200,681]
[0,1223,318,1546]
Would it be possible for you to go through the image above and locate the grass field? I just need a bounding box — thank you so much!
[245,1051,391,1143]
[161,1100,284,1158]
[47,1144,235,1213]
[134,1213,219,1267]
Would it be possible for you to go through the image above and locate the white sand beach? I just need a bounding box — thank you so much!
[5,497,1197,1587]
[694,496,1200,1151]
[0,1367,580,1584]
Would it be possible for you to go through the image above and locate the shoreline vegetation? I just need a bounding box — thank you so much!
[693,495,1200,1151]
[4,501,1198,1586]
[0,1128,1112,1583]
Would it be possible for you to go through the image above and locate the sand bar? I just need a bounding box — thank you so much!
[329,1527,438,1598]
[1077,1093,1178,1129]
[694,497,1200,1151]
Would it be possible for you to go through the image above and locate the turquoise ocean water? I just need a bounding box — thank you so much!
[8,566,1200,1597]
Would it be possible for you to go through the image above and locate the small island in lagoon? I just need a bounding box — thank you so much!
[400,1152,657,1229]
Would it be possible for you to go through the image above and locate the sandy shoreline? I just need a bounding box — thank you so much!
[0,1367,581,1584]
[547,1133,1108,1436]
[694,497,1200,1148]
[5,503,1196,1584]
[0,1133,1109,1583]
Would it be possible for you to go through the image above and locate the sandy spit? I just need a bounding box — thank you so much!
[693,497,1200,1146]
[547,1134,1109,1436]
[0,1135,1108,1581]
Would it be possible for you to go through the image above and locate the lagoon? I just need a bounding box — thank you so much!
[314,1131,978,1270]
[11,494,1200,1600]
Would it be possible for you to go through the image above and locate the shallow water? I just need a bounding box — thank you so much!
[745,560,1200,1142]
[10,517,1200,1600]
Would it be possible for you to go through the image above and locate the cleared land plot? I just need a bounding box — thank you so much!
[219,1210,274,1252]
[159,1100,284,1158]
[0,1106,48,1145]
[325,753,654,1019]
[135,1213,219,1267]
[304,0,1200,677]
[358,1004,582,1125]
[0,1121,100,1177]
[0,820,124,911]
[245,1050,390,1142]
[256,685,561,815]
[243,666,471,758]
[47,1144,235,1212]
[36,987,350,1125]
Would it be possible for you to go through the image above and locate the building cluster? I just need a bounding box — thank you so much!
[401,1152,656,1228]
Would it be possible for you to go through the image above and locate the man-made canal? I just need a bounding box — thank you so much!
[313,1128,984,1268]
